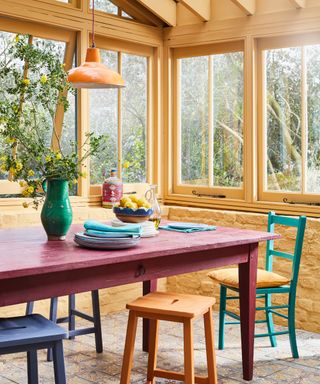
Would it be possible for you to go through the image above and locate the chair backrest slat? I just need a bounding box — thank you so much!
[266,212,306,291]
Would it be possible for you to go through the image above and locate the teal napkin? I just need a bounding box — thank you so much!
[159,222,216,233]
[85,229,139,238]
[84,220,142,236]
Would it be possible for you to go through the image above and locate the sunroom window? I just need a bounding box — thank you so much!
[89,41,150,187]
[0,28,76,197]
[173,43,244,200]
[258,35,320,203]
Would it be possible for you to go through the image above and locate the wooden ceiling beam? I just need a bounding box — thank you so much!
[177,0,210,22]
[111,0,165,27]
[289,0,306,8]
[135,0,177,26]
[230,0,256,15]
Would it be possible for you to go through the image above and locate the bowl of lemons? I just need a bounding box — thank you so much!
[113,195,153,223]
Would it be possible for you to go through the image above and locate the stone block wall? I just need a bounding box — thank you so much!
[166,207,320,333]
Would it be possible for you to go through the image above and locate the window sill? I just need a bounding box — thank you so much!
[164,193,320,217]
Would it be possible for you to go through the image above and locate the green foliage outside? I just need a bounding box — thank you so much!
[0,34,105,207]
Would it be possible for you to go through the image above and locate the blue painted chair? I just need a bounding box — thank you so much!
[0,314,67,384]
[208,212,306,358]
[26,290,102,361]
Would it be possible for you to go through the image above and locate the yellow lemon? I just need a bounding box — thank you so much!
[143,202,152,209]
[125,201,138,209]
[137,198,147,207]
[120,197,130,207]
[129,194,139,203]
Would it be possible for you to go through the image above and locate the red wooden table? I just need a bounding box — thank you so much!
[0,224,277,381]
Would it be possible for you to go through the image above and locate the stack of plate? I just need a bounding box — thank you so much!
[111,218,159,238]
[74,232,140,250]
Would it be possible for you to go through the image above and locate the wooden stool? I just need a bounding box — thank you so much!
[120,291,217,384]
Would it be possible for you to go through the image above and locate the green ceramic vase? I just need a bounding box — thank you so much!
[41,179,73,241]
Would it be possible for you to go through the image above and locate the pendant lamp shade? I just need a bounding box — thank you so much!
[67,48,125,89]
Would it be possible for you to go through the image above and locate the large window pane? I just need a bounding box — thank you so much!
[180,56,209,185]
[0,32,76,190]
[89,50,118,184]
[121,53,147,183]
[266,47,302,192]
[212,52,243,187]
[306,45,320,193]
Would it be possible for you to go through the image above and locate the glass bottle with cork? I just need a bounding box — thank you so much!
[102,169,123,208]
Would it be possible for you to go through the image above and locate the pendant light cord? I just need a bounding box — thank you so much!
[92,0,95,48]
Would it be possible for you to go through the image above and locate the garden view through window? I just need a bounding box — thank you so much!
[179,51,244,189]
[89,49,148,185]
[0,31,76,195]
[265,44,320,194]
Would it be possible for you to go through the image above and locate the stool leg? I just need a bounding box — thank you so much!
[27,349,38,384]
[91,290,103,353]
[120,311,138,384]
[183,319,195,384]
[26,302,34,316]
[68,294,76,340]
[147,319,159,384]
[204,308,218,384]
[53,341,66,384]
[47,297,58,362]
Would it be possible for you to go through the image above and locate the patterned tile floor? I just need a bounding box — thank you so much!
[0,311,319,383]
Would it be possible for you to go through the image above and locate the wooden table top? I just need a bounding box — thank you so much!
[0,224,278,279]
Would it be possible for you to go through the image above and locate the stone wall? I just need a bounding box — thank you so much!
[166,207,320,333]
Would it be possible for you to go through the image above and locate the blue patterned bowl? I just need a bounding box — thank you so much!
[113,206,153,223]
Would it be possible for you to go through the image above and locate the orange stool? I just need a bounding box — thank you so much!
[120,291,218,384]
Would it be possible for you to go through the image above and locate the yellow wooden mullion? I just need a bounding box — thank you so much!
[208,55,214,188]
[118,51,123,179]
[301,46,307,195]
[147,55,153,184]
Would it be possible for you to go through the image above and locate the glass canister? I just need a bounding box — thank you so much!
[145,184,161,229]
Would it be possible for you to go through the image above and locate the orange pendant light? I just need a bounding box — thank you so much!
[67,0,125,89]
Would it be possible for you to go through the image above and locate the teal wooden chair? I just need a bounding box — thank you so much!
[208,212,306,358]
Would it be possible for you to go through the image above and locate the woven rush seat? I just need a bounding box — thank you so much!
[208,268,291,289]
[121,291,218,384]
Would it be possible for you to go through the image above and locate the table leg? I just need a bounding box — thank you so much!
[142,279,158,352]
[238,243,258,381]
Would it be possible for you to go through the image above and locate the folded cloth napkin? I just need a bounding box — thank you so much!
[84,220,142,236]
[159,222,216,233]
[85,229,140,238]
